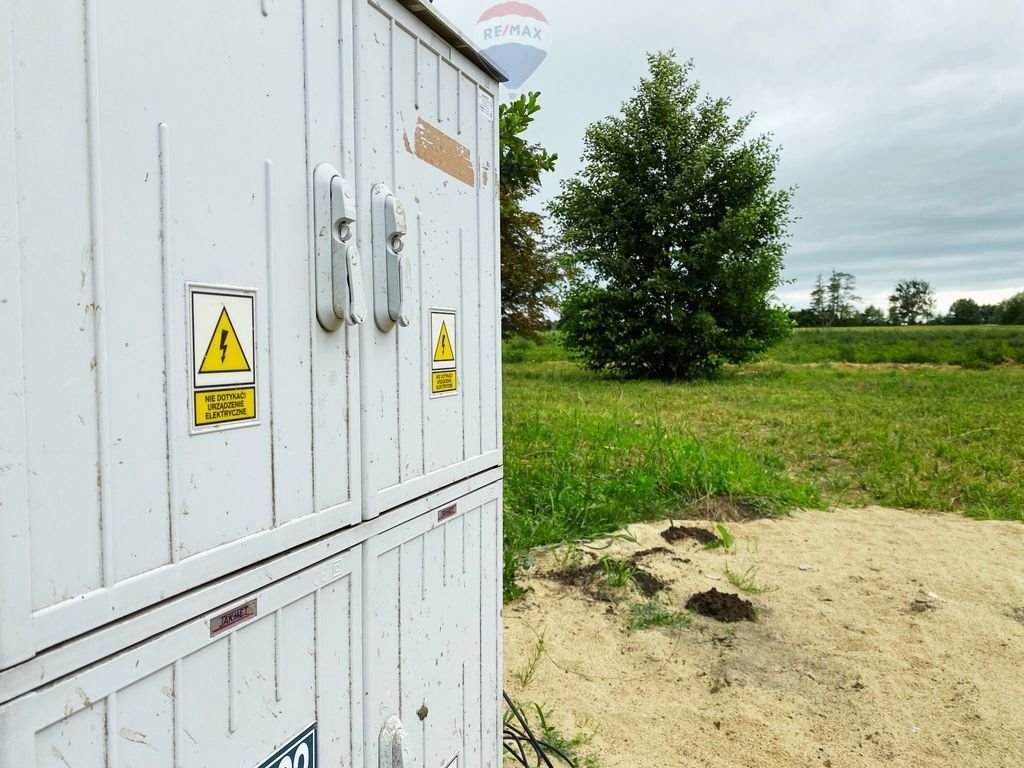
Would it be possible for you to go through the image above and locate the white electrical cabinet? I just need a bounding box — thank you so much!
[0,481,503,768]
[0,0,505,764]
[0,0,502,669]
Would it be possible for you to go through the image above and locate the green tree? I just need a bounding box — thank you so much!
[790,307,820,327]
[808,269,860,326]
[995,291,1024,324]
[551,53,792,379]
[859,304,888,326]
[499,92,559,339]
[888,279,936,325]
[808,274,828,326]
[827,270,860,325]
[947,297,983,325]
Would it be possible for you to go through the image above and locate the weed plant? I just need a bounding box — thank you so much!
[503,702,601,768]
[626,599,693,632]
[514,634,546,689]
[599,557,637,589]
[703,524,735,552]
[724,563,775,595]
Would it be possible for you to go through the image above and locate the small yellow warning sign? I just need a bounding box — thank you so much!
[433,321,455,362]
[199,307,252,374]
[432,370,457,394]
[430,309,458,398]
[189,285,258,433]
[194,386,256,427]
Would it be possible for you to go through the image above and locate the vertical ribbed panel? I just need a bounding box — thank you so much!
[364,490,502,767]
[2,0,362,665]
[2,548,361,766]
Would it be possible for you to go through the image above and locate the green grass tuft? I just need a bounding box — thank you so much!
[504,701,601,768]
[724,563,775,595]
[626,598,694,632]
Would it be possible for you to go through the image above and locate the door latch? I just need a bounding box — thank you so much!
[379,715,409,768]
[371,183,411,332]
[314,163,366,331]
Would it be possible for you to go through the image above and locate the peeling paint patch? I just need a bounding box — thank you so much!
[414,118,474,187]
[120,728,149,745]
[481,161,490,188]
[403,131,413,154]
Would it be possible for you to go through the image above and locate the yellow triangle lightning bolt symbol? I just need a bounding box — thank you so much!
[199,307,251,374]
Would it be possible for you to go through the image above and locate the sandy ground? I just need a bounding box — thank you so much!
[503,507,1024,767]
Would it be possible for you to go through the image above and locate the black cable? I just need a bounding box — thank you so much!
[502,690,578,767]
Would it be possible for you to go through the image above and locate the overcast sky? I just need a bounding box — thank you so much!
[435,0,1024,312]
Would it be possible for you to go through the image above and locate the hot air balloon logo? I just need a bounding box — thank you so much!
[475,2,551,91]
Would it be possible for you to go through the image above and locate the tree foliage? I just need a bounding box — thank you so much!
[888,279,936,325]
[859,305,888,326]
[551,53,793,379]
[499,92,559,339]
[994,291,1024,325]
[947,297,985,325]
[807,269,860,326]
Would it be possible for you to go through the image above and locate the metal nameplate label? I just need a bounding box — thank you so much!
[209,598,257,637]
[257,723,317,768]
[437,503,458,522]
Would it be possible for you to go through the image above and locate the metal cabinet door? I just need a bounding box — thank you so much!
[0,0,359,669]
[0,547,362,768]
[352,0,502,520]
[363,482,503,768]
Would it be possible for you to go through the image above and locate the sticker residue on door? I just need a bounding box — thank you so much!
[189,285,258,432]
[257,723,317,768]
[415,118,475,187]
[431,309,458,396]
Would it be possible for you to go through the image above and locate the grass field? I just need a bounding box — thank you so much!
[502,327,1024,597]
[769,325,1024,366]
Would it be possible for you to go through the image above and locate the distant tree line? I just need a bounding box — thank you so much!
[791,271,1024,327]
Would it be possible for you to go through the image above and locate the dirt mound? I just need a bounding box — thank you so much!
[632,546,673,559]
[661,525,718,545]
[686,588,756,622]
[632,569,669,597]
[543,557,669,600]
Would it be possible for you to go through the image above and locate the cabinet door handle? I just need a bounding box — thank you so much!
[314,163,365,330]
[371,183,409,332]
[379,715,409,767]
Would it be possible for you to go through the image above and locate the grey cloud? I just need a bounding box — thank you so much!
[437,0,1024,309]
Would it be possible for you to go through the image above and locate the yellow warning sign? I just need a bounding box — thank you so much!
[430,310,457,398]
[199,307,252,374]
[433,321,455,362]
[432,370,457,394]
[189,285,258,433]
[194,387,257,427]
